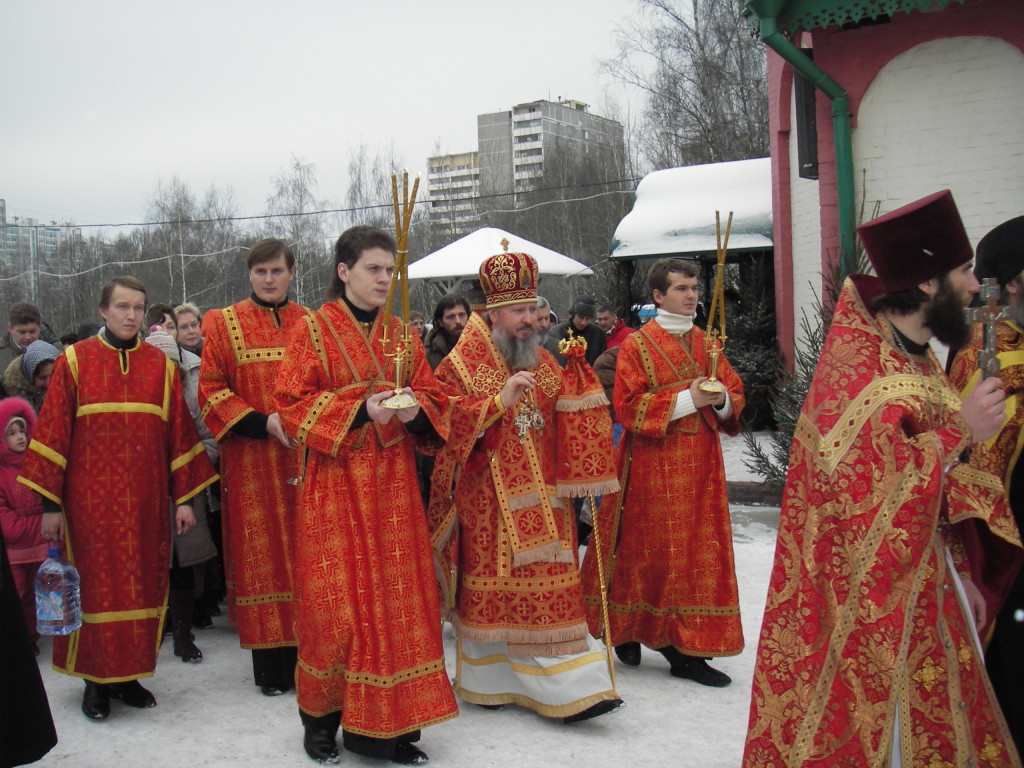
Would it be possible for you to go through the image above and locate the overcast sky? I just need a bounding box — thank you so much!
[2,0,639,230]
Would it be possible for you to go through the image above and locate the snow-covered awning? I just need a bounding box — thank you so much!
[409,227,593,281]
[610,158,773,260]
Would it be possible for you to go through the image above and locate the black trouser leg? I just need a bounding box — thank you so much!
[253,647,296,690]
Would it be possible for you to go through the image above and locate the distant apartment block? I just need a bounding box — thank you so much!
[426,151,481,239]
[427,98,625,238]
[1,199,82,262]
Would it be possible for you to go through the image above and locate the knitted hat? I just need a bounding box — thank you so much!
[145,329,180,363]
[479,250,539,309]
[975,216,1024,288]
[19,339,61,381]
[857,190,973,293]
[570,295,597,319]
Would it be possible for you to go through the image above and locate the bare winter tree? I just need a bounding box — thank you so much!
[606,0,768,169]
[264,156,338,308]
[143,177,247,311]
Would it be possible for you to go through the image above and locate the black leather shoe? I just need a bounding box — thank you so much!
[562,697,624,724]
[669,657,731,687]
[109,680,157,708]
[476,703,505,711]
[614,642,641,667]
[658,647,731,687]
[303,724,340,765]
[82,682,110,720]
[392,742,429,765]
[261,684,288,696]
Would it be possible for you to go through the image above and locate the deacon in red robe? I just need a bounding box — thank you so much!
[427,247,622,724]
[742,191,1022,768]
[582,258,744,687]
[21,276,217,721]
[199,239,311,695]
[276,226,457,767]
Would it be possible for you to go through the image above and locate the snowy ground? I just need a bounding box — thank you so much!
[32,433,780,768]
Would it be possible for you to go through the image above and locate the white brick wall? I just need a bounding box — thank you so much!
[853,36,1024,246]
[789,89,823,358]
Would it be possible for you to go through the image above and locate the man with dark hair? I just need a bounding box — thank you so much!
[0,303,43,386]
[428,248,622,725]
[276,225,457,766]
[742,191,1021,767]
[21,275,217,721]
[424,293,470,371]
[949,214,1024,754]
[199,239,312,697]
[595,305,635,349]
[550,295,605,365]
[583,258,745,686]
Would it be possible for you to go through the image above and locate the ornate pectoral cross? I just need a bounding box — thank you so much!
[513,391,545,443]
[963,277,1007,376]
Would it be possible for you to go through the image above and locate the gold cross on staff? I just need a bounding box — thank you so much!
[963,277,1007,376]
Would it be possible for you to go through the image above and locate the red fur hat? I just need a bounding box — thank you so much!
[857,190,973,293]
[0,397,37,441]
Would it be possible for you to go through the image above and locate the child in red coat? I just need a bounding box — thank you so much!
[0,397,47,652]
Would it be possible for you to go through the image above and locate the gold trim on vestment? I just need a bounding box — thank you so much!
[170,442,207,472]
[797,374,962,476]
[221,305,287,366]
[460,649,607,676]
[461,572,582,590]
[26,439,67,470]
[296,656,446,688]
[76,402,165,419]
[789,467,928,765]
[17,474,61,506]
[66,344,79,385]
[604,599,740,617]
[174,473,219,507]
[234,591,293,606]
[81,606,163,622]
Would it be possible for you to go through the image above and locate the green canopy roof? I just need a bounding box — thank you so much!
[745,0,977,33]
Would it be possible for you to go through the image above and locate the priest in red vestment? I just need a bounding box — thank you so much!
[199,239,311,696]
[582,258,745,687]
[949,215,1024,754]
[742,191,1022,768]
[276,226,457,767]
[427,247,623,724]
[21,276,218,721]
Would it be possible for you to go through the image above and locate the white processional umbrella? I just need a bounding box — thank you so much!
[408,227,593,293]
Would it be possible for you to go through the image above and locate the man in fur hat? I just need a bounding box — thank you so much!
[949,214,1024,754]
[742,191,1021,767]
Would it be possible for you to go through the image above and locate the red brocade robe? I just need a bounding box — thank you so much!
[199,298,311,649]
[275,300,457,737]
[581,320,745,657]
[427,313,618,657]
[19,335,217,682]
[742,276,1022,768]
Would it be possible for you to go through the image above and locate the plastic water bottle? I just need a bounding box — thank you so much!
[35,544,82,636]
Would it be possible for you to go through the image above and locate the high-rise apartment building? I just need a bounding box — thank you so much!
[426,98,625,239]
[1,199,82,262]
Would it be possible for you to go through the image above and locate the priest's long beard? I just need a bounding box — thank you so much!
[924,279,970,349]
[493,325,540,370]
